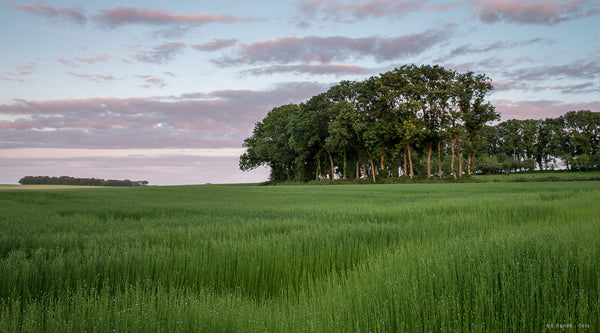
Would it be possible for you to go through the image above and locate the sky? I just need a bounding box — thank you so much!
[1,0,599,185]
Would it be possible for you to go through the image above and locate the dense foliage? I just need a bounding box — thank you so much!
[1,183,599,331]
[485,110,600,173]
[240,65,600,182]
[18,176,149,186]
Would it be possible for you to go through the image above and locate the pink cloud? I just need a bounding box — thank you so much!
[494,99,600,120]
[136,75,167,88]
[59,55,111,66]
[193,39,238,52]
[215,30,451,66]
[0,82,329,149]
[295,0,425,21]
[0,62,38,82]
[67,72,117,83]
[76,54,110,64]
[94,7,245,28]
[6,2,86,25]
[133,42,186,64]
[472,0,600,25]
[57,58,77,66]
[427,1,464,12]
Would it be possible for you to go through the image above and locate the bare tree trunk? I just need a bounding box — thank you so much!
[356,160,360,179]
[427,143,432,179]
[451,137,457,180]
[362,162,367,180]
[458,140,463,178]
[391,149,398,178]
[403,146,408,177]
[438,140,442,179]
[369,159,377,183]
[380,143,386,171]
[467,137,472,176]
[407,145,414,179]
[316,154,321,181]
[468,154,472,175]
[327,151,334,180]
[343,149,347,180]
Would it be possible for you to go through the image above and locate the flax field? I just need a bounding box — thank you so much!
[1,182,599,332]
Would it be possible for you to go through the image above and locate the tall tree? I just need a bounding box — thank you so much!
[240,104,299,181]
[454,71,499,175]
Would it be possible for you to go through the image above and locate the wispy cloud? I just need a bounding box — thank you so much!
[427,1,463,12]
[215,29,452,66]
[67,72,117,83]
[444,38,547,59]
[295,0,426,22]
[6,2,87,25]
[193,39,238,52]
[136,75,167,88]
[58,54,110,66]
[133,42,186,64]
[472,0,600,25]
[76,54,110,64]
[94,7,247,28]
[0,62,38,82]
[493,80,598,95]
[503,61,600,81]
[242,64,369,76]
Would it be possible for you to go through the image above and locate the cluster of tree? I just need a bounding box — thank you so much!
[18,176,149,186]
[240,64,600,183]
[240,64,499,182]
[482,110,600,173]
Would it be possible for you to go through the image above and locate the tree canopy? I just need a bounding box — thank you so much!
[240,65,600,182]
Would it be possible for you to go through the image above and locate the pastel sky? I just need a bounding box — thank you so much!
[1,0,599,185]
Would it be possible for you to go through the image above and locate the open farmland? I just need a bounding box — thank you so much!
[1,182,599,332]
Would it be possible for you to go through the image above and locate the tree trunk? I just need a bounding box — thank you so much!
[451,137,456,180]
[369,159,377,183]
[427,143,432,179]
[391,149,398,178]
[403,146,408,177]
[407,145,414,179]
[316,154,321,181]
[356,160,360,179]
[343,149,347,180]
[468,154,472,176]
[380,143,386,171]
[457,140,463,178]
[327,150,334,180]
[467,137,472,176]
[438,140,442,179]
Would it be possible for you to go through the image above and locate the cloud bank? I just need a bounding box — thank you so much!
[94,7,247,28]
[0,82,330,150]
[6,2,87,25]
[215,29,452,67]
[472,0,600,25]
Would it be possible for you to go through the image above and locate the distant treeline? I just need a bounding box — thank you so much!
[18,176,149,186]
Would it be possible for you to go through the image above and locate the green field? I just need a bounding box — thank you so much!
[1,183,599,332]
